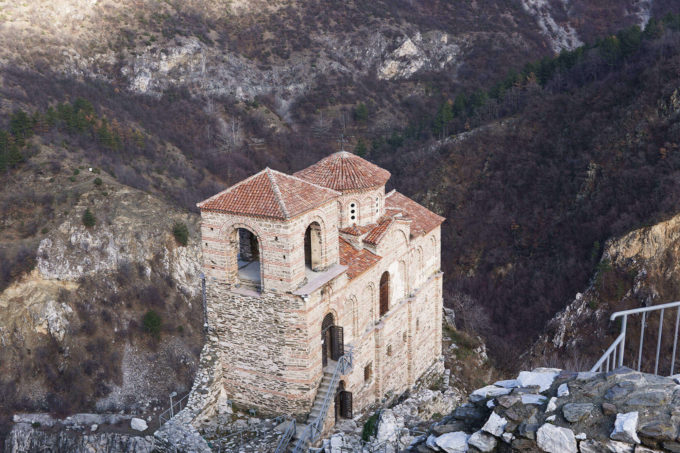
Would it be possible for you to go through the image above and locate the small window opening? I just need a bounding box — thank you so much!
[236,228,261,290]
[386,345,392,356]
[364,363,372,382]
[402,332,407,342]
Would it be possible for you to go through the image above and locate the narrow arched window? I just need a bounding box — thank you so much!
[304,222,323,271]
[379,271,389,316]
[236,228,261,291]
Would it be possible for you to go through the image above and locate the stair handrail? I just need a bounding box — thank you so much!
[591,300,680,375]
[293,346,354,453]
[274,418,296,453]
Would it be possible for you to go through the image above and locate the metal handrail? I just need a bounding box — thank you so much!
[591,301,680,375]
[158,392,191,425]
[293,347,354,453]
[275,419,296,453]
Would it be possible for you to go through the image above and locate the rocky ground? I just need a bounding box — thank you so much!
[368,367,680,453]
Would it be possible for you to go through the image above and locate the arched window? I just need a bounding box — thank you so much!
[379,271,390,317]
[236,228,261,291]
[348,202,358,223]
[304,222,323,271]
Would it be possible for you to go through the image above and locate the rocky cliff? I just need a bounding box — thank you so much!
[0,155,205,440]
[527,211,680,371]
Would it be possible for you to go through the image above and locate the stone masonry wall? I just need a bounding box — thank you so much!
[207,280,314,417]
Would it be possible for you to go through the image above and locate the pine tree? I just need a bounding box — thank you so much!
[82,208,96,228]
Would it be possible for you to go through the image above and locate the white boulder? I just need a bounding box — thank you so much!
[468,431,497,452]
[557,383,570,397]
[517,368,560,392]
[546,397,558,413]
[435,432,470,453]
[481,412,507,437]
[376,409,402,444]
[130,418,148,432]
[469,385,511,402]
[536,423,577,453]
[610,412,640,444]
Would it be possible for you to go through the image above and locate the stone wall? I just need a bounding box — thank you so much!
[207,280,315,417]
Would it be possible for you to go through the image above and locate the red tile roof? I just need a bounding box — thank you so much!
[363,216,394,245]
[294,151,391,191]
[385,191,445,237]
[339,224,374,236]
[197,168,340,220]
[339,237,381,279]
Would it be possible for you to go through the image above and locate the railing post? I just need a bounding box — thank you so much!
[638,312,646,371]
[655,309,665,375]
[619,315,627,368]
[672,308,680,375]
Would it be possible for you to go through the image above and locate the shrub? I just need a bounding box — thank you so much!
[362,412,379,441]
[172,222,189,246]
[82,208,96,228]
[69,176,76,182]
[73,169,80,175]
[142,310,162,337]
[93,177,102,186]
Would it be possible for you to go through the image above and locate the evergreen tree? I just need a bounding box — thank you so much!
[82,208,96,228]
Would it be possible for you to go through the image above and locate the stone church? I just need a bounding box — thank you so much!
[197,151,444,430]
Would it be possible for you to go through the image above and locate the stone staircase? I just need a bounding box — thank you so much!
[289,363,336,451]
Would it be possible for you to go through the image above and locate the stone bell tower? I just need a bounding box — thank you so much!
[197,168,343,416]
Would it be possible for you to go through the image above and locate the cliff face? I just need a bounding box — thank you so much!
[0,0,674,108]
[0,159,205,436]
[526,212,680,370]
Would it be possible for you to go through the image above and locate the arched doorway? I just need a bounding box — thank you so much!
[334,380,352,422]
[304,222,323,271]
[321,313,344,368]
[236,228,261,290]
[379,271,390,316]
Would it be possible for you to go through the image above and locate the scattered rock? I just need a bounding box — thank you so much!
[481,412,507,437]
[611,412,641,444]
[546,397,558,413]
[562,403,594,423]
[468,430,496,452]
[558,383,570,397]
[602,402,618,415]
[435,432,470,453]
[517,368,560,392]
[131,418,148,432]
[536,423,577,453]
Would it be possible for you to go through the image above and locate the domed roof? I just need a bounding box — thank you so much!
[294,151,391,191]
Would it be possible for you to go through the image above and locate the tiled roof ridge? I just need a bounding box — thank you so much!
[272,167,342,197]
[266,168,289,219]
[196,168,268,209]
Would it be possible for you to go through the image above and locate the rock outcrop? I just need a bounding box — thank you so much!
[409,368,680,453]
[4,414,154,453]
[529,210,680,371]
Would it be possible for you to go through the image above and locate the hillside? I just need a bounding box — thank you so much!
[527,210,680,372]
[361,18,680,368]
[0,144,204,441]
[2,2,680,436]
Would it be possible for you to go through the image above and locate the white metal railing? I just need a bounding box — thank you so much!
[158,392,191,425]
[292,347,354,453]
[274,418,296,453]
[591,300,680,375]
